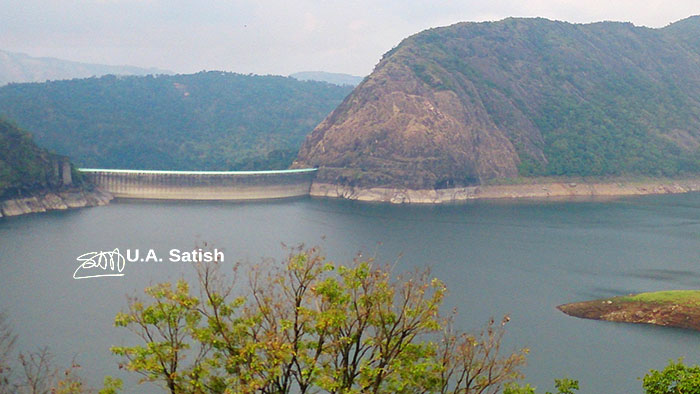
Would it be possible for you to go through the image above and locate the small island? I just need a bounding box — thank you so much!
[558,290,700,332]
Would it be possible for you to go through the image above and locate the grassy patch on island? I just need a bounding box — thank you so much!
[617,290,700,306]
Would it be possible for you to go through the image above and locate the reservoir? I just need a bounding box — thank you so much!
[1,193,699,392]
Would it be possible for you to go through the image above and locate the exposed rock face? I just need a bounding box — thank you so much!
[294,17,700,190]
[310,179,700,204]
[0,189,112,217]
[294,51,520,189]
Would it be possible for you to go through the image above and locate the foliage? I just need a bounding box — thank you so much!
[643,359,700,394]
[98,376,123,394]
[0,118,78,198]
[112,281,207,393]
[0,72,353,171]
[112,245,529,393]
[504,378,579,394]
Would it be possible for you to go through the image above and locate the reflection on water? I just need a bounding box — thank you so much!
[1,192,699,393]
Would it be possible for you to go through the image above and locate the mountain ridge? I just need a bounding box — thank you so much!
[0,49,171,86]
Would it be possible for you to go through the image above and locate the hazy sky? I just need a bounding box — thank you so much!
[1,0,699,76]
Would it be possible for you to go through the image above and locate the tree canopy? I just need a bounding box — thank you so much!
[112,245,528,393]
[0,118,80,198]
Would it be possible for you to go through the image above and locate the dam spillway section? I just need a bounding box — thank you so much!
[78,168,317,200]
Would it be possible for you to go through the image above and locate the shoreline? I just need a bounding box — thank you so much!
[310,178,700,204]
[0,189,113,218]
[3,178,699,215]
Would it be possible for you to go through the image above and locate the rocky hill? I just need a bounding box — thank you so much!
[294,17,700,190]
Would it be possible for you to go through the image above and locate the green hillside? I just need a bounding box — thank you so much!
[296,17,700,189]
[0,71,352,171]
[0,119,75,198]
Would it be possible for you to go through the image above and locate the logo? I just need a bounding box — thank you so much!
[72,248,224,279]
[73,248,126,279]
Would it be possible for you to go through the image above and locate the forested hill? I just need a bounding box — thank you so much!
[295,16,700,189]
[0,119,74,198]
[0,72,353,171]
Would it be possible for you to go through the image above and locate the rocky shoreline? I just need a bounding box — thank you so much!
[310,179,700,204]
[1,179,698,215]
[0,189,113,218]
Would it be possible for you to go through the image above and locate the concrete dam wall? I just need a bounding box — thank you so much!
[79,168,317,200]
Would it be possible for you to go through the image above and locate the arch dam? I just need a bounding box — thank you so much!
[78,168,317,200]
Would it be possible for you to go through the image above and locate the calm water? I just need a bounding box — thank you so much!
[1,193,700,393]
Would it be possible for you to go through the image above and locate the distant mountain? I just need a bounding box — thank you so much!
[294,17,700,189]
[290,71,364,86]
[0,72,352,171]
[0,49,170,86]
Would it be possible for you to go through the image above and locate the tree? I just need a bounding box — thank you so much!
[0,311,119,394]
[112,281,209,393]
[0,312,16,394]
[112,245,529,393]
[643,359,700,394]
[503,378,579,394]
[15,346,89,394]
[436,316,528,394]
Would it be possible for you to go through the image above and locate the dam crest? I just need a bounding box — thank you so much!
[79,168,317,200]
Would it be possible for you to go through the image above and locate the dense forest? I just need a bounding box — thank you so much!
[411,17,700,178]
[0,118,76,198]
[296,16,700,189]
[0,71,353,171]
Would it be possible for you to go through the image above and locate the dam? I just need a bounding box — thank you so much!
[78,168,317,200]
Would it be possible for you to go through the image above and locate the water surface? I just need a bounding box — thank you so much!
[1,193,699,393]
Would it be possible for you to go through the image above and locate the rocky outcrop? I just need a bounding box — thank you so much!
[0,189,112,217]
[294,53,521,189]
